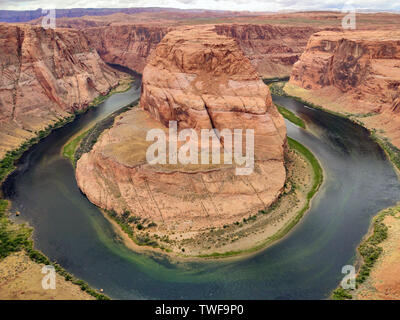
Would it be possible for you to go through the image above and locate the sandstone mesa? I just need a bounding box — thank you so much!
[76,26,287,233]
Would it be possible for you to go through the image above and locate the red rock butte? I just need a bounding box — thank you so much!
[76,25,287,232]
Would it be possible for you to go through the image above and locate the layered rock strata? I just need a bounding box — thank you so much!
[287,30,400,149]
[214,24,318,79]
[0,24,122,158]
[82,23,318,79]
[83,25,170,74]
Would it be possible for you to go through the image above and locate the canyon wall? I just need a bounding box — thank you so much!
[76,26,287,233]
[83,25,170,74]
[82,23,317,78]
[0,24,122,158]
[287,30,400,149]
[213,24,318,78]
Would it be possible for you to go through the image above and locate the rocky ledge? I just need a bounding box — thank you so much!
[287,30,400,149]
[76,26,287,235]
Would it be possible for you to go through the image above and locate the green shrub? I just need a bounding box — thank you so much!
[356,210,389,285]
[275,104,306,129]
[0,199,109,300]
[74,100,139,165]
[0,199,32,259]
[332,288,353,300]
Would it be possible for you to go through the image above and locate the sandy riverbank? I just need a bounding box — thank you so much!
[353,206,400,300]
[0,252,94,300]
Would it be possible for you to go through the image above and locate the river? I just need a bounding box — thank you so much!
[3,78,400,299]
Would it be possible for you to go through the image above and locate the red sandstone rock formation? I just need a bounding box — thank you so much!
[214,24,318,79]
[76,26,287,232]
[83,25,170,73]
[82,23,318,79]
[287,30,400,148]
[0,24,122,158]
[141,25,286,159]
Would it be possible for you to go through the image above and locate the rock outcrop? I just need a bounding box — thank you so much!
[140,26,287,158]
[83,25,170,74]
[214,24,318,79]
[287,30,400,148]
[82,23,317,79]
[76,26,287,233]
[0,24,122,158]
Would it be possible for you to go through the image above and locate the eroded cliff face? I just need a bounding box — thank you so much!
[140,26,287,159]
[214,24,319,79]
[287,30,400,148]
[0,24,122,158]
[76,26,287,233]
[83,25,170,74]
[82,23,317,79]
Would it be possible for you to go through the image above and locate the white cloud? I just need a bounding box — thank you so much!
[0,0,399,12]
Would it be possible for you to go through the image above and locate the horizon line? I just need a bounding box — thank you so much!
[0,7,399,14]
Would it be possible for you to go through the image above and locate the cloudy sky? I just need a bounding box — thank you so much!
[0,0,399,12]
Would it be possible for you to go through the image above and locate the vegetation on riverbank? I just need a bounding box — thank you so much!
[92,129,322,260]
[24,244,109,300]
[0,76,135,300]
[196,137,323,259]
[276,103,306,129]
[73,99,139,166]
[270,81,352,118]
[104,209,167,251]
[371,133,400,172]
[0,116,75,184]
[86,77,133,109]
[288,138,323,200]
[332,205,400,300]
[61,79,137,166]
[0,199,109,299]
[0,199,31,259]
[268,81,287,96]
[272,81,400,173]
[273,81,400,300]
[62,130,90,164]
